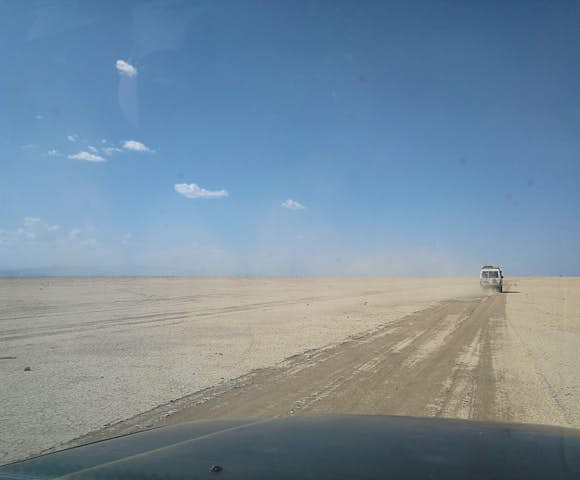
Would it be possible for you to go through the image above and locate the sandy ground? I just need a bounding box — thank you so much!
[69,277,580,449]
[0,277,479,464]
[1,278,578,465]
[494,277,580,427]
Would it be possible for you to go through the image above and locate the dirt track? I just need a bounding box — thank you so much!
[164,294,502,422]
[72,284,553,447]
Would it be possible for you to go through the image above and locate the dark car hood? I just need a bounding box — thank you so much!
[1,415,580,479]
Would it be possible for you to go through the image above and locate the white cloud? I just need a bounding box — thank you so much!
[69,228,82,239]
[122,140,153,153]
[281,199,306,210]
[67,134,79,143]
[121,232,132,245]
[68,151,106,162]
[21,144,36,151]
[35,114,44,120]
[174,183,229,199]
[87,145,99,153]
[116,59,138,78]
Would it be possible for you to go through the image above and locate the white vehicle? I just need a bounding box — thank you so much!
[480,265,503,292]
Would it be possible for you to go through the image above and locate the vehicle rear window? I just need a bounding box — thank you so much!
[482,271,499,278]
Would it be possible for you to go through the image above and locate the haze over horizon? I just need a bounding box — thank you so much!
[1,1,579,276]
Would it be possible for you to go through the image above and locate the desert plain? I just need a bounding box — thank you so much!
[1,276,579,464]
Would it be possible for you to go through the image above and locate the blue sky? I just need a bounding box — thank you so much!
[0,0,579,276]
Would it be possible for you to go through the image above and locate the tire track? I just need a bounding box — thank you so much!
[68,293,507,447]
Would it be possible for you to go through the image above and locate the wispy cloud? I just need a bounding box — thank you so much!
[281,199,306,210]
[80,238,97,248]
[99,140,122,156]
[116,59,138,78]
[174,183,229,199]
[23,217,40,226]
[122,140,153,153]
[35,114,44,120]
[68,228,96,247]
[121,232,132,245]
[23,217,59,232]
[102,147,123,156]
[87,145,99,153]
[68,151,106,162]
[0,217,60,245]
[46,149,62,157]
[67,134,79,143]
